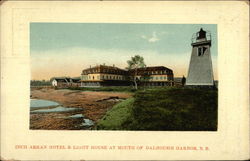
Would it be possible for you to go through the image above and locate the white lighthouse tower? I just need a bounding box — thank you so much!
[186,28,214,87]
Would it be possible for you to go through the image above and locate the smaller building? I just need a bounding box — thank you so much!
[51,77,81,88]
[71,78,81,87]
[174,77,183,87]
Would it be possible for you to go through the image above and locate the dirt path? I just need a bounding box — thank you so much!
[30,89,133,130]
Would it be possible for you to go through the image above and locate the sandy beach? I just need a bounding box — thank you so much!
[30,88,132,130]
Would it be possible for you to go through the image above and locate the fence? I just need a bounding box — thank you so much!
[30,86,53,90]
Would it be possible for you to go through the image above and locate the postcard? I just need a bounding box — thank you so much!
[1,1,249,160]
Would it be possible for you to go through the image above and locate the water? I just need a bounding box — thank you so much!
[81,119,94,126]
[30,99,60,108]
[30,99,94,127]
[31,106,81,113]
[57,114,85,119]
[69,114,84,118]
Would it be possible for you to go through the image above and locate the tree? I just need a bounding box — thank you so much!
[140,68,151,91]
[127,55,146,90]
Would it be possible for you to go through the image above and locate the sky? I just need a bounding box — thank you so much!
[30,23,217,80]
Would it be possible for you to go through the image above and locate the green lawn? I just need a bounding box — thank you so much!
[95,97,135,130]
[96,87,218,131]
[66,86,136,93]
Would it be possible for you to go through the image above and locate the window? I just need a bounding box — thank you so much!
[93,76,95,80]
[160,76,162,80]
[198,47,202,56]
[97,76,100,79]
[198,46,207,56]
[156,77,158,80]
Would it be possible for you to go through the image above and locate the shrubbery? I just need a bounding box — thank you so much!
[125,88,217,131]
[96,87,218,131]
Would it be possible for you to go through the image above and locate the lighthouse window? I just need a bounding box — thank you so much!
[198,46,207,56]
[198,47,202,56]
[203,47,207,53]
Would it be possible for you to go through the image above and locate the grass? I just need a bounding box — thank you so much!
[95,98,135,130]
[65,86,137,93]
[96,87,218,131]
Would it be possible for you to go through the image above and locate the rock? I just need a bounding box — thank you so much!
[80,119,94,126]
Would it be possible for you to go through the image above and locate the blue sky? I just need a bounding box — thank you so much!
[30,23,217,80]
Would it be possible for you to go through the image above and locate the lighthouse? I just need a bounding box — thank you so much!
[186,28,214,86]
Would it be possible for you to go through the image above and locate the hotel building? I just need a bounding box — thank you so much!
[81,65,130,87]
[80,65,174,87]
[129,66,174,86]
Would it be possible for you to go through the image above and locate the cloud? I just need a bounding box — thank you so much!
[141,31,160,43]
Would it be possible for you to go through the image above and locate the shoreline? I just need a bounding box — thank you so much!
[30,88,132,130]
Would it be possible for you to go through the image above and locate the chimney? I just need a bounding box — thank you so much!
[103,63,105,66]
[90,65,91,68]
[113,64,115,67]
